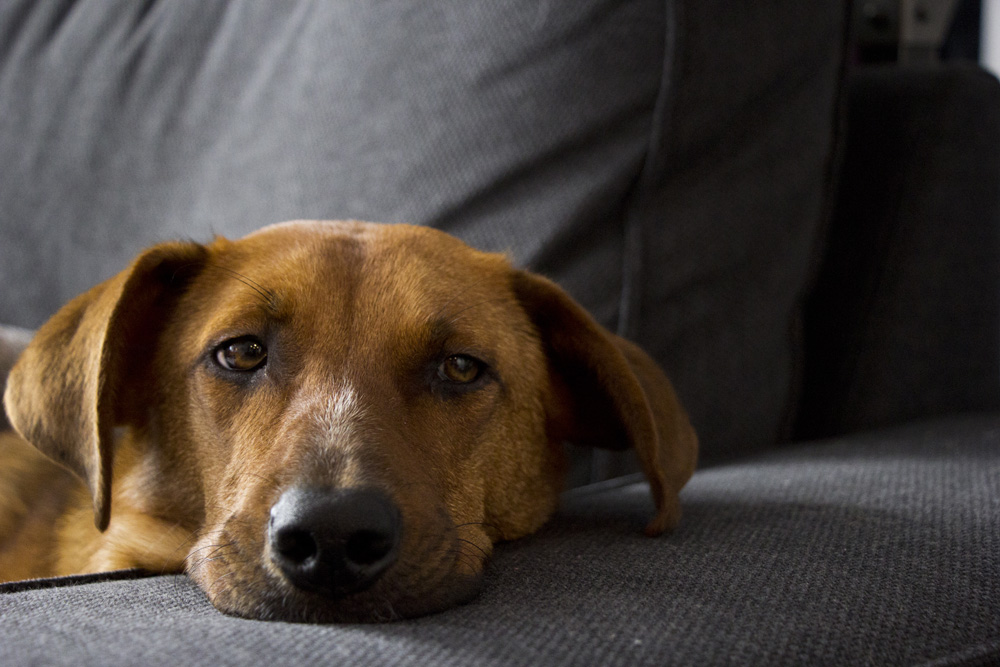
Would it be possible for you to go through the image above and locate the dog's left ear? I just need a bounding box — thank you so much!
[3,242,207,531]
[512,270,698,535]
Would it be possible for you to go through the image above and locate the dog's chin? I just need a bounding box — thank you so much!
[191,558,487,622]
[200,571,484,624]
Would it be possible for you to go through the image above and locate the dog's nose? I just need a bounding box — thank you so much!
[268,486,401,598]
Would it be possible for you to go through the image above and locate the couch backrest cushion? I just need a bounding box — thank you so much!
[797,66,1000,438]
[0,1,847,466]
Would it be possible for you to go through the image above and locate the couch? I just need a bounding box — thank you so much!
[1,1,998,664]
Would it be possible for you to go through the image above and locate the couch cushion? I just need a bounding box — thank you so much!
[0,1,846,468]
[0,325,31,430]
[798,65,1000,439]
[3,416,997,665]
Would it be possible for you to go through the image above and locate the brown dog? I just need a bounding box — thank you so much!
[0,220,697,622]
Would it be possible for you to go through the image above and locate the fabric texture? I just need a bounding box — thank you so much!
[2,416,998,666]
[0,0,665,329]
[627,1,849,464]
[0,325,31,430]
[0,0,847,466]
[798,65,1000,439]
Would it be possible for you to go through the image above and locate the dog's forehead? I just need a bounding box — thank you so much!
[199,221,517,339]
[231,220,509,293]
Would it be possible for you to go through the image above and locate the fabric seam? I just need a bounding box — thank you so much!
[615,0,677,341]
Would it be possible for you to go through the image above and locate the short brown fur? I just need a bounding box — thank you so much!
[1,221,697,622]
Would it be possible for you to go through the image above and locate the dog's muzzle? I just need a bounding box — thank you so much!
[268,486,401,598]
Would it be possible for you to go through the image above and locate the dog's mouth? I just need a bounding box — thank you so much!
[209,564,485,624]
[186,486,489,623]
[188,533,486,624]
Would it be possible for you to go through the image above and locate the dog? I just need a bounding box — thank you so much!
[0,220,697,622]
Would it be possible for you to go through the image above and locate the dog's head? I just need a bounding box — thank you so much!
[4,221,696,622]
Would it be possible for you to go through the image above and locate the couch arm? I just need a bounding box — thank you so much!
[796,64,1000,439]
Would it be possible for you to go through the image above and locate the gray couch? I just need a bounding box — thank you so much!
[1,1,998,665]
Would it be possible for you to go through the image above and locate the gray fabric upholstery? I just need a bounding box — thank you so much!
[798,66,1000,439]
[0,325,31,430]
[3,416,998,666]
[0,0,668,329]
[626,1,848,464]
[0,0,847,466]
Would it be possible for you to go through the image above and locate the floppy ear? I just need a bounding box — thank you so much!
[512,270,698,535]
[3,242,207,531]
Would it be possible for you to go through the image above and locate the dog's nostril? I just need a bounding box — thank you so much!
[273,528,318,564]
[345,530,394,566]
[268,486,401,598]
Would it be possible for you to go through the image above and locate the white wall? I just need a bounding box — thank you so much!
[983,0,1000,76]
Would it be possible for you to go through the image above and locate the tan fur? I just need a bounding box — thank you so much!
[1,220,697,621]
[0,431,72,579]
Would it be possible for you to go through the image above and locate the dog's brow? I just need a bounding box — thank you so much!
[206,264,281,313]
[428,318,457,347]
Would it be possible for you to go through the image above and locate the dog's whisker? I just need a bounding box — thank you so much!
[199,553,238,567]
[436,298,512,327]
[203,542,237,561]
[449,544,489,563]
[204,262,278,309]
[162,525,214,563]
[455,537,491,560]
[183,541,235,565]
[207,569,238,596]
[430,277,492,318]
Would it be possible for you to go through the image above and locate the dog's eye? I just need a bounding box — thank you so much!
[215,337,268,372]
[437,354,483,384]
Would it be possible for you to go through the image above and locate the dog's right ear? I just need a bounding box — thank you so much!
[3,241,207,531]
[511,270,698,536]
